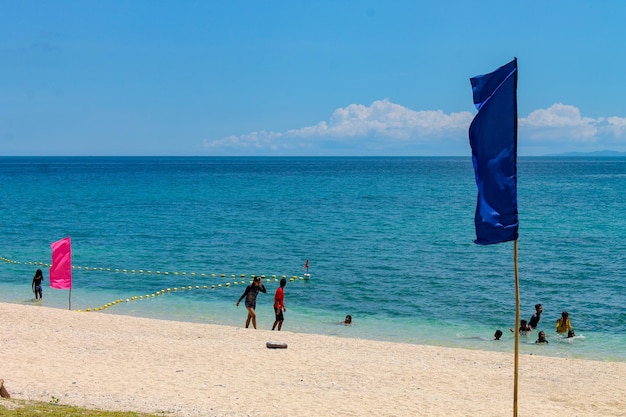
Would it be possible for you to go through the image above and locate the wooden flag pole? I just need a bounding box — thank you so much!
[513,239,520,417]
[68,288,72,310]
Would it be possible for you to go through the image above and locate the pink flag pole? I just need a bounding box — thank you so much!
[50,236,73,310]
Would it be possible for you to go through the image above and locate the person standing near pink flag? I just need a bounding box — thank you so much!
[50,236,73,308]
[31,269,44,300]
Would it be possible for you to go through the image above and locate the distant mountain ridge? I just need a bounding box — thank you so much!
[547,150,626,157]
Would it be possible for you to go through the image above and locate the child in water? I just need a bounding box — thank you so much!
[510,319,532,334]
[536,331,549,344]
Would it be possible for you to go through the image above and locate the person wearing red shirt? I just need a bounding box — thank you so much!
[272,278,287,331]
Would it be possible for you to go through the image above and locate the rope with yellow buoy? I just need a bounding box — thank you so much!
[1,257,311,313]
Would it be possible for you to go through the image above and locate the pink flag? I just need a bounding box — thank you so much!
[50,236,72,290]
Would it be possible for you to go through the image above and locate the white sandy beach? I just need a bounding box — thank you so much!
[1,302,625,417]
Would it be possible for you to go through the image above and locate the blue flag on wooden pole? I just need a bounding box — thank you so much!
[469,58,519,245]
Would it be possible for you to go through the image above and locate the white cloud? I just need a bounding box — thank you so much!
[520,103,598,142]
[203,99,473,155]
[290,99,473,139]
[518,103,626,154]
[203,100,626,156]
[607,116,626,136]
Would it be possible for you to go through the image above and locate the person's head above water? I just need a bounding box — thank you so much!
[494,329,503,340]
[344,315,352,324]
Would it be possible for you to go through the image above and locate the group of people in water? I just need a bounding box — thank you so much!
[494,303,576,344]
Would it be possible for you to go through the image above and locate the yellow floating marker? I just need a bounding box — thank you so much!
[167,288,171,292]
[202,285,207,289]
[139,270,144,273]
[201,273,206,277]
[131,269,136,273]
[195,285,200,289]
[147,270,152,274]
[86,308,91,312]
[188,286,192,290]
[226,283,230,287]
[211,285,215,289]
[173,288,178,291]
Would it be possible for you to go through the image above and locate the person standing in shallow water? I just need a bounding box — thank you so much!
[32,269,44,300]
[529,303,542,328]
[272,278,287,331]
[556,311,573,334]
[236,276,266,329]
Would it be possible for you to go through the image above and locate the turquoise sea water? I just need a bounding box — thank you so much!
[1,156,625,361]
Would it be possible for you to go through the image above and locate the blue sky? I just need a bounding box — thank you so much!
[2,1,626,156]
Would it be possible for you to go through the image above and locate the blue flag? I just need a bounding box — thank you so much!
[469,58,518,245]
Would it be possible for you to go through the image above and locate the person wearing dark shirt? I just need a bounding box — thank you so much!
[529,303,542,328]
[236,276,266,329]
[31,269,44,300]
